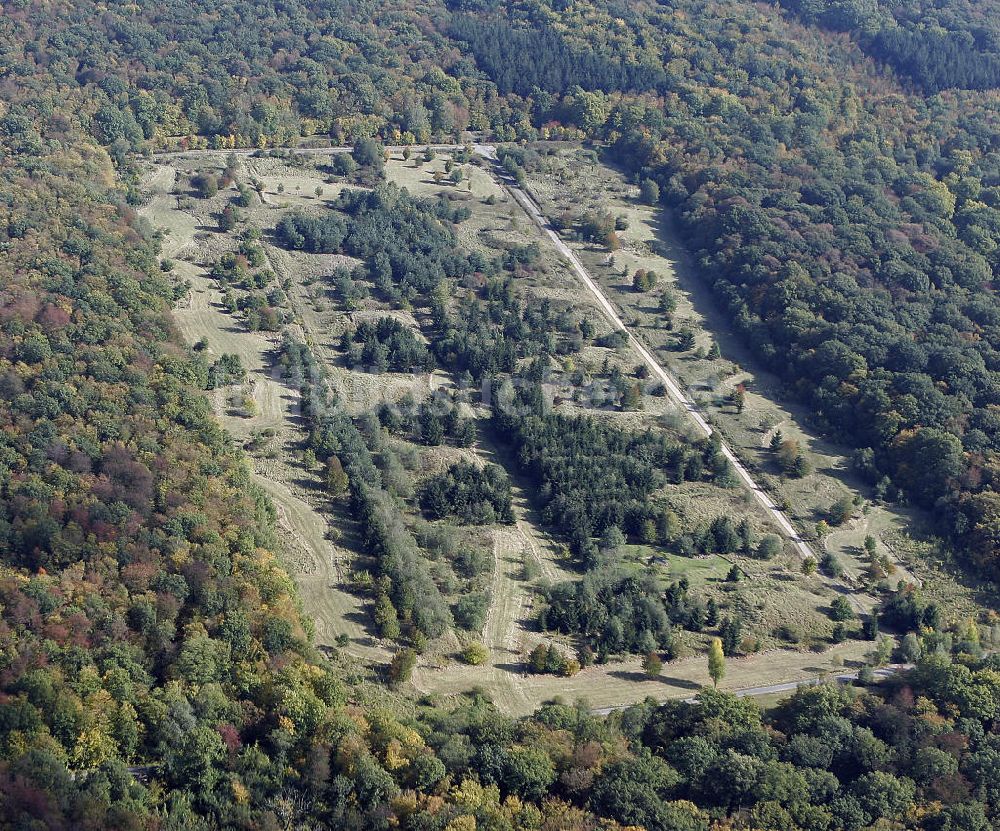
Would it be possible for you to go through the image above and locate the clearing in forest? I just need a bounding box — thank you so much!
[139,145,953,715]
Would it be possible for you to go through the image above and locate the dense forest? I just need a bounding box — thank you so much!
[446,14,666,97]
[1,0,999,827]
[779,0,1000,91]
[0,78,404,829]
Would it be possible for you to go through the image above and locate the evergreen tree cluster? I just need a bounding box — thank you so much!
[540,572,674,657]
[779,0,1000,91]
[344,316,433,373]
[335,184,479,303]
[420,460,515,524]
[447,15,665,97]
[377,394,477,448]
[868,27,1000,92]
[434,280,582,381]
[275,210,348,252]
[492,384,733,561]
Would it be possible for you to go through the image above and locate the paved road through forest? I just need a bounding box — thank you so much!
[480,149,817,562]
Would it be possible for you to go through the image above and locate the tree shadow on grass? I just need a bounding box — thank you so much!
[609,670,701,690]
[339,611,382,645]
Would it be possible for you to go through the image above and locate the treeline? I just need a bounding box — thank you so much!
[277,336,453,638]
[606,660,1000,830]
[614,117,1000,569]
[1,0,517,150]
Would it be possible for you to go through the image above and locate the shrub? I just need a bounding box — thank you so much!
[388,649,417,686]
[462,642,489,665]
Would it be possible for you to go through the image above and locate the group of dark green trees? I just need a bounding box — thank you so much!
[779,0,1000,91]
[420,460,515,525]
[492,382,736,565]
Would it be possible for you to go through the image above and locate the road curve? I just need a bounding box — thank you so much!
[492,168,816,562]
[590,664,910,715]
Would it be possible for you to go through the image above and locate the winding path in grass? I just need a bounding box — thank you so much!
[141,163,388,661]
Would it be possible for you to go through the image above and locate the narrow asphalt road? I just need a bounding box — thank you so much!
[487,162,817,562]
